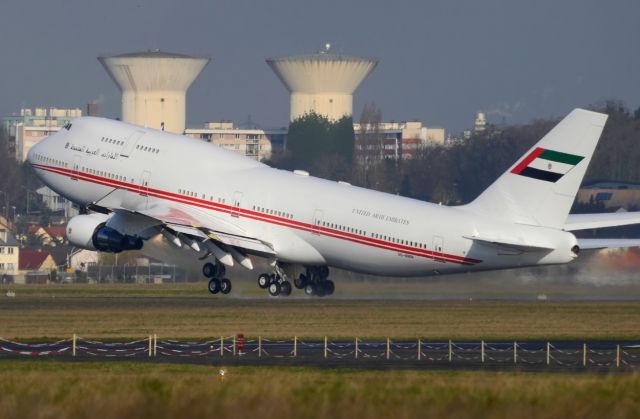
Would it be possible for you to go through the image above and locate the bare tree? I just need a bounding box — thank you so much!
[354,102,385,188]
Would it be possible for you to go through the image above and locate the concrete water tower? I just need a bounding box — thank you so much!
[266,44,377,121]
[98,50,210,134]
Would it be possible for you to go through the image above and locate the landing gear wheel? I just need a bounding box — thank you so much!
[280,281,292,296]
[294,274,307,289]
[208,278,221,294]
[304,284,314,296]
[314,283,326,297]
[258,274,270,289]
[220,278,232,294]
[203,262,216,278]
[324,280,335,296]
[268,282,281,297]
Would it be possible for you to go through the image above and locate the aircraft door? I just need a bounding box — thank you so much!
[312,209,324,235]
[138,170,151,209]
[120,131,145,158]
[139,170,151,197]
[433,236,445,262]
[231,191,243,218]
[71,155,82,180]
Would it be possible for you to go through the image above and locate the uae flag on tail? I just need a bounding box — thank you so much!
[511,147,584,183]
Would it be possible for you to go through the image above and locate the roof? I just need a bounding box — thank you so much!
[582,182,640,190]
[101,50,207,59]
[0,232,20,247]
[27,225,67,238]
[19,250,52,270]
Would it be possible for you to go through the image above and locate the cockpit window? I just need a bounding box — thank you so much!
[63,122,72,131]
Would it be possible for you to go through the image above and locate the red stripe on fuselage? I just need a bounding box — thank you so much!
[32,163,481,266]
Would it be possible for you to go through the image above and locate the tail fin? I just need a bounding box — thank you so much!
[467,108,608,229]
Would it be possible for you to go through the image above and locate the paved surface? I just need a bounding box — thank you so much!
[1,338,639,372]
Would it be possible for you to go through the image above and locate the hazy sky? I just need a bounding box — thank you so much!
[1,0,638,132]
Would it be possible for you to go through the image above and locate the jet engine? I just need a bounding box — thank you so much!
[67,213,143,253]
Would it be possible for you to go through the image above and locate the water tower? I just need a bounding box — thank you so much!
[266,44,377,121]
[98,50,210,134]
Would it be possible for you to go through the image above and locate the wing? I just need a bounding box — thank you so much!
[94,189,275,269]
[564,212,640,231]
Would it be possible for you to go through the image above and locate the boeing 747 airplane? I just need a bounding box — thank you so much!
[27,109,640,296]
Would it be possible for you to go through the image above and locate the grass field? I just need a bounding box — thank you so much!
[1,283,639,340]
[0,361,638,419]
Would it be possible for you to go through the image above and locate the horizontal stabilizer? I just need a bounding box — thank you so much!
[577,238,640,250]
[564,212,640,231]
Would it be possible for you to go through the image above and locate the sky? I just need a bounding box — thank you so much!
[0,0,639,133]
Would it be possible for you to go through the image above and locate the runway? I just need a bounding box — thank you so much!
[1,337,638,372]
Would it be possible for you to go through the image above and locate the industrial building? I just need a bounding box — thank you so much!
[3,107,82,162]
[354,121,445,160]
[267,44,377,122]
[185,122,287,161]
[577,182,640,210]
[98,50,209,134]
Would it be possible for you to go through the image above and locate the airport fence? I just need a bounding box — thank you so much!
[1,335,639,370]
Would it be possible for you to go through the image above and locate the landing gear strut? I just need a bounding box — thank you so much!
[204,261,232,295]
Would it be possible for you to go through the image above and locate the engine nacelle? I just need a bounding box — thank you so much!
[67,214,143,253]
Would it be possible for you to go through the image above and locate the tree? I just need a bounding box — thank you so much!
[353,102,384,188]
[271,112,356,182]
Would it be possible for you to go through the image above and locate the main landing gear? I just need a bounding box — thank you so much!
[257,264,292,297]
[203,261,232,295]
[257,265,334,297]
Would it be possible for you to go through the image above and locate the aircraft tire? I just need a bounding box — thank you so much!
[304,284,314,296]
[220,278,232,294]
[294,274,307,289]
[268,282,281,297]
[324,280,335,296]
[208,278,221,294]
[258,274,270,289]
[203,262,216,278]
[280,281,292,296]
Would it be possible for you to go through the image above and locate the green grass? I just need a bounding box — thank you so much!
[0,283,639,340]
[0,360,638,419]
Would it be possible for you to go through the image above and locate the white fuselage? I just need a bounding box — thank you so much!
[28,117,578,277]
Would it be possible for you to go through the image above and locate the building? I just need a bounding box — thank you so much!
[36,186,78,218]
[577,182,640,210]
[185,122,287,161]
[267,44,377,121]
[26,224,67,247]
[99,50,210,134]
[17,249,57,284]
[354,121,445,160]
[0,221,20,279]
[474,112,487,134]
[3,107,82,161]
[69,249,99,272]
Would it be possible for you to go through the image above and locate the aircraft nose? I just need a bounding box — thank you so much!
[26,140,38,165]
